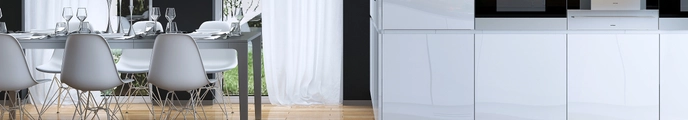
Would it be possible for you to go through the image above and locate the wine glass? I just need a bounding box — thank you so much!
[0,22,7,33]
[0,8,3,20]
[62,7,73,34]
[166,8,176,22]
[234,7,244,22]
[76,8,87,33]
[150,7,160,32]
[166,22,178,33]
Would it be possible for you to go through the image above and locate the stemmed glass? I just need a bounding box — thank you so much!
[62,7,73,34]
[230,7,244,36]
[0,8,3,20]
[165,8,176,32]
[150,7,161,33]
[76,8,87,33]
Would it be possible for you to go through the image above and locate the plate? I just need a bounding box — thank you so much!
[195,29,221,34]
[8,33,34,39]
[187,33,212,39]
[100,33,126,39]
[31,29,55,34]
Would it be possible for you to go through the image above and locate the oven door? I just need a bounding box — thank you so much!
[476,0,567,18]
[660,0,688,17]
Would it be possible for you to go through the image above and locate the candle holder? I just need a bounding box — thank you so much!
[105,0,114,33]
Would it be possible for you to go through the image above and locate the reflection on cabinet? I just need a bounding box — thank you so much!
[382,0,474,29]
[660,34,688,120]
[381,34,474,120]
[474,34,566,120]
[567,34,659,120]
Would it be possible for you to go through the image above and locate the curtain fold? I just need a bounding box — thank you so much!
[25,0,110,105]
[263,0,343,105]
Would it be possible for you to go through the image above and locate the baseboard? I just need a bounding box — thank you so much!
[343,100,372,106]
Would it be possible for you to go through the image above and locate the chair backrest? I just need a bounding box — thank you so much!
[113,16,131,31]
[198,21,233,32]
[61,34,122,91]
[132,21,164,33]
[0,35,39,91]
[68,21,93,32]
[148,34,209,91]
[118,49,153,68]
[200,49,238,67]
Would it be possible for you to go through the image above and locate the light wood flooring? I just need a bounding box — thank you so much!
[1,104,374,120]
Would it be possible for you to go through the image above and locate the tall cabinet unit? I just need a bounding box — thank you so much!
[381,34,474,120]
[474,34,567,120]
[567,34,659,120]
[659,34,688,120]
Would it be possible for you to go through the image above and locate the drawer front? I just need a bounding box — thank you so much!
[591,0,641,10]
[567,10,659,30]
[568,17,657,30]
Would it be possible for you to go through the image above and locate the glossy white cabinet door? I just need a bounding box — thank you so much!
[474,34,567,120]
[660,34,688,120]
[382,34,474,120]
[568,34,659,120]
[382,0,474,30]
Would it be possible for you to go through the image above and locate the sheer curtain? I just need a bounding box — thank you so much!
[25,0,110,104]
[263,0,343,105]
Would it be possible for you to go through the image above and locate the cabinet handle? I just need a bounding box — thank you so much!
[570,16,655,18]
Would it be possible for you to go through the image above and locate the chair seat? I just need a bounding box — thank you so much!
[204,64,237,73]
[115,63,150,73]
[36,62,62,73]
[35,79,52,84]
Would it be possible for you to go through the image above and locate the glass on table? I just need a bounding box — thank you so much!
[76,8,87,33]
[0,22,6,33]
[145,22,156,34]
[79,22,92,33]
[166,22,178,33]
[0,8,3,20]
[166,8,176,22]
[63,7,73,34]
[55,22,67,36]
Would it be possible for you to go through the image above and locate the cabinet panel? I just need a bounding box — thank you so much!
[382,34,474,120]
[660,34,688,120]
[382,0,474,29]
[567,34,659,120]
[475,34,567,120]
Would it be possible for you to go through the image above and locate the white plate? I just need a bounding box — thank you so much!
[100,33,125,39]
[195,29,221,34]
[30,29,55,34]
[8,33,34,39]
[187,33,212,39]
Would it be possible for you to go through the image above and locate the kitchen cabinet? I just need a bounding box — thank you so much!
[567,34,659,120]
[381,33,474,120]
[660,34,688,120]
[382,0,474,29]
[474,34,567,120]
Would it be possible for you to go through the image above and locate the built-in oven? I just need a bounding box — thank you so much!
[475,0,568,30]
[660,0,688,17]
[475,0,567,18]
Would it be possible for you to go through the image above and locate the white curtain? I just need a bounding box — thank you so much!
[263,0,343,105]
[25,0,110,104]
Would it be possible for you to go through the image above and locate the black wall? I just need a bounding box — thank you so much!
[343,0,371,100]
[0,0,24,31]
[153,0,214,32]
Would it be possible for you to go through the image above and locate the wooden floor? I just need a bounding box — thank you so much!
[1,104,374,120]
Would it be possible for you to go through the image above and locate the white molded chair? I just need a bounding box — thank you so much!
[198,21,233,32]
[61,34,134,120]
[132,21,163,34]
[148,34,217,120]
[35,49,77,114]
[0,34,51,120]
[117,20,159,114]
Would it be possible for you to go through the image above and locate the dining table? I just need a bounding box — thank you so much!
[14,28,263,120]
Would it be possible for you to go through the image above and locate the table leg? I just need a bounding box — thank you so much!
[237,45,249,120]
[253,37,263,119]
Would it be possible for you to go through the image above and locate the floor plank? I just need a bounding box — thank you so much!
[0,104,374,120]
